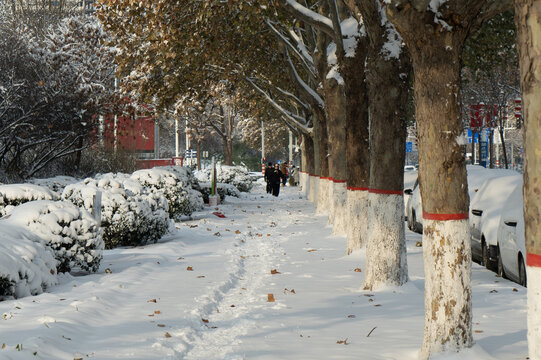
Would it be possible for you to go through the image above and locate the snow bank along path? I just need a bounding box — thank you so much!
[0,185,528,359]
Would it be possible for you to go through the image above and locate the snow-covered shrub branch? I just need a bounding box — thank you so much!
[0,184,59,216]
[195,165,253,193]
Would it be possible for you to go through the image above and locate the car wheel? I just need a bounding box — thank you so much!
[519,256,527,287]
[497,246,506,279]
[481,240,489,268]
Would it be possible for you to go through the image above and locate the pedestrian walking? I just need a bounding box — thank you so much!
[268,163,283,197]
[280,163,288,187]
[264,162,273,194]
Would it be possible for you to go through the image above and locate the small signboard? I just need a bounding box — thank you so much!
[405,142,413,153]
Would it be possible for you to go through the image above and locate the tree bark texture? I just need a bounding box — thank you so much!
[384,1,485,357]
[324,75,347,232]
[514,1,541,358]
[343,48,370,252]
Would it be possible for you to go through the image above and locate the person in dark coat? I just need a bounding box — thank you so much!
[280,163,288,187]
[268,163,283,197]
[264,162,273,194]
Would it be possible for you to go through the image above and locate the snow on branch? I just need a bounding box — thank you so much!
[284,0,335,39]
[285,51,325,110]
[245,77,312,135]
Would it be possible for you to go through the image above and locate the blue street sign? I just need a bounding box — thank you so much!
[480,141,488,168]
[406,142,413,153]
[467,128,490,144]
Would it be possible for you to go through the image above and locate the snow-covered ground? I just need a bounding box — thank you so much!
[0,184,527,359]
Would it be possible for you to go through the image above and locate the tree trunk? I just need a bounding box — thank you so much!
[342,38,370,254]
[223,137,233,165]
[316,111,330,215]
[414,49,472,360]
[383,1,485,356]
[301,133,315,197]
[515,2,541,358]
[324,75,348,234]
[196,140,201,170]
[309,113,321,204]
[358,1,410,290]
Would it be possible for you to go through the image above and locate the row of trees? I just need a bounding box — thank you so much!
[97,0,541,359]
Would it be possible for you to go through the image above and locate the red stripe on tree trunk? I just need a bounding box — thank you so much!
[369,189,403,195]
[332,179,347,183]
[423,212,469,220]
[347,186,369,191]
[320,176,332,180]
[527,253,541,267]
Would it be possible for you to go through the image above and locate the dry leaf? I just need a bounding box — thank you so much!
[374,304,382,307]
[59,298,66,301]
[147,314,154,317]
[62,335,72,340]
[187,266,193,271]
[207,228,211,231]
[290,289,296,294]
[197,276,205,278]
[267,234,271,236]
[164,332,171,338]
[307,249,317,252]
[354,268,362,272]
[415,241,422,247]
[177,257,184,260]
[512,288,518,292]
[189,224,198,228]
[267,293,275,302]
[474,330,484,333]
[256,233,262,237]
[148,299,157,303]
[336,338,348,345]
[214,232,221,236]
[230,304,236,307]
[490,289,498,293]
[1,343,5,349]
[347,315,356,318]
[235,230,241,234]
[270,269,280,274]
[202,318,209,323]
[154,310,161,314]
[157,324,165,327]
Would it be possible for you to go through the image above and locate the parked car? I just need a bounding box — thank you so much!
[404,165,518,234]
[404,165,416,172]
[497,183,527,287]
[469,174,522,269]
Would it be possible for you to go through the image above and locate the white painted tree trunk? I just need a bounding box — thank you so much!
[316,177,330,215]
[327,179,336,224]
[363,192,408,290]
[300,172,309,198]
[420,219,472,359]
[331,182,347,236]
[308,175,319,204]
[528,266,541,359]
[347,189,369,254]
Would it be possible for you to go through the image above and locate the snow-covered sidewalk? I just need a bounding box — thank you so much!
[0,184,528,359]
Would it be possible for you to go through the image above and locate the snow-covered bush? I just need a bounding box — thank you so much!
[29,176,79,196]
[0,223,58,300]
[199,182,240,203]
[62,174,170,249]
[4,200,103,273]
[0,184,59,216]
[130,168,203,219]
[194,165,253,192]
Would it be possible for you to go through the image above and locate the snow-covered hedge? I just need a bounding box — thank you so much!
[194,165,253,192]
[29,176,79,196]
[4,200,103,273]
[0,184,59,216]
[199,182,240,203]
[0,223,58,300]
[62,174,170,249]
[130,168,203,220]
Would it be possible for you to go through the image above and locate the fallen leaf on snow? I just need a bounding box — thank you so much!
[474,330,484,333]
[207,228,212,231]
[214,232,221,236]
[267,294,275,302]
[235,230,241,234]
[202,318,209,323]
[155,310,161,314]
[270,269,280,274]
[157,324,165,327]
[230,304,236,307]
[164,332,171,338]
[347,315,356,318]
[307,249,317,252]
[512,288,518,292]
[148,299,157,303]
[197,275,205,278]
[336,338,348,345]
[186,266,193,271]
[415,241,422,247]
[354,268,362,272]
[490,289,498,293]
[189,224,198,228]
[177,257,184,260]
[62,335,71,340]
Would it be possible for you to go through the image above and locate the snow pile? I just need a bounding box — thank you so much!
[0,223,58,300]
[130,168,204,219]
[195,165,253,192]
[29,176,79,196]
[199,182,241,203]
[62,174,170,249]
[4,200,103,273]
[0,184,59,216]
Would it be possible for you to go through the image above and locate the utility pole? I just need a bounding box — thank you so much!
[175,117,179,158]
[288,130,293,166]
[261,120,265,162]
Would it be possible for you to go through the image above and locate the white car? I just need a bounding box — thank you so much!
[404,165,518,234]
[469,174,522,269]
[497,183,527,286]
